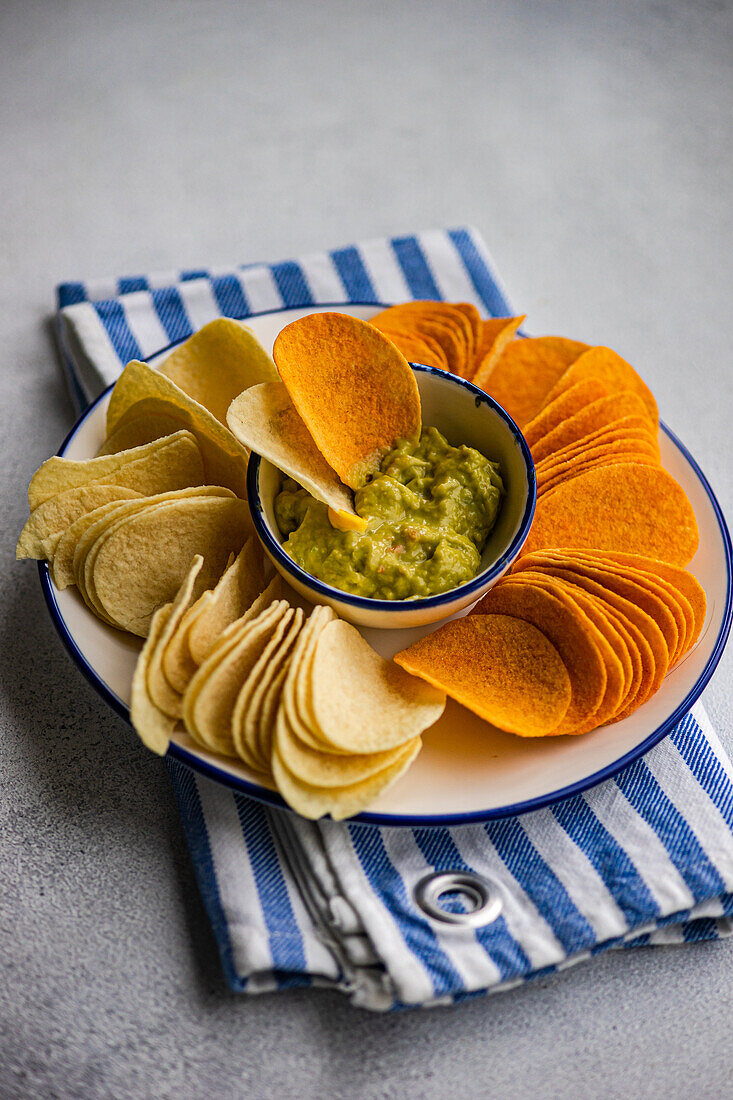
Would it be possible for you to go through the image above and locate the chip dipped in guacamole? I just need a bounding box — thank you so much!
[274,426,504,600]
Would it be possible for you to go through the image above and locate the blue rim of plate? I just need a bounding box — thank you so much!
[247,362,537,614]
[38,305,733,827]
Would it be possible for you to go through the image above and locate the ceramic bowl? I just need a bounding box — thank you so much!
[247,364,536,629]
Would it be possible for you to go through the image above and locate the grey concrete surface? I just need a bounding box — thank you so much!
[2,1,732,1097]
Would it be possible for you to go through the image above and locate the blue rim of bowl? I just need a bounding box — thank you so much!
[37,306,733,827]
[247,362,537,614]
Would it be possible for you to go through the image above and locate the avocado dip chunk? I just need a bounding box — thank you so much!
[274,426,504,600]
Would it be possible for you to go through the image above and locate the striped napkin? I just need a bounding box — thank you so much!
[56,227,733,1010]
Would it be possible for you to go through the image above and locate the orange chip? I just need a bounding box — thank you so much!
[472,578,607,734]
[535,426,659,474]
[541,346,659,426]
[505,572,626,726]
[376,328,450,372]
[371,302,474,377]
[538,452,660,498]
[520,464,699,567]
[513,553,668,702]
[556,550,697,664]
[522,379,611,449]
[376,315,465,376]
[393,614,572,737]
[531,393,657,463]
[477,336,589,427]
[537,439,660,497]
[579,551,706,655]
[273,312,421,490]
[471,316,526,386]
[453,302,482,344]
[533,557,679,665]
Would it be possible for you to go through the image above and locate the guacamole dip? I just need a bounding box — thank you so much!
[274,426,504,601]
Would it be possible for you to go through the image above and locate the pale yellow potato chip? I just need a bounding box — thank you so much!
[90,495,252,636]
[179,577,282,740]
[279,605,338,752]
[130,604,177,756]
[161,538,267,693]
[106,360,249,496]
[146,555,204,718]
[256,662,291,767]
[274,706,418,789]
[156,319,278,425]
[17,485,141,560]
[69,487,233,606]
[54,486,229,591]
[158,547,242,694]
[182,600,289,756]
[271,737,421,820]
[187,537,267,665]
[53,500,134,590]
[231,606,303,772]
[226,381,360,521]
[174,572,282,701]
[28,430,204,511]
[307,620,445,754]
[161,590,214,695]
[97,412,185,456]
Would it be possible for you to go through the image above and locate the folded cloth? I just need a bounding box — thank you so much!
[56,227,733,1010]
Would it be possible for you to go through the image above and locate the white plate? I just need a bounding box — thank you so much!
[40,304,733,825]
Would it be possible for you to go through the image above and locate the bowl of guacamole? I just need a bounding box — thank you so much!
[248,364,536,629]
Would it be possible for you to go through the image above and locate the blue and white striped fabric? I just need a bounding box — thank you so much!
[56,227,733,1011]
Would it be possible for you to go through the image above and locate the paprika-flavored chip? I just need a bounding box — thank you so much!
[454,302,482,350]
[379,315,466,376]
[530,392,657,463]
[504,572,626,726]
[376,327,449,372]
[544,550,694,665]
[105,360,250,496]
[522,379,610,450]
[370,302,477,377]
[472,579,607,735]
[226,380,362,523]
[503,562,650,723]
[580,550,706,654]
[156,319,277,425]
[512,552,670,698]
[541,346,659,426]
[520,464,699,566]
[537,451,660,498]
[471,315,526,387]
[478,336,589,427]
[394,614,572,736]
[273,312,421,489]
[536,429,659,477]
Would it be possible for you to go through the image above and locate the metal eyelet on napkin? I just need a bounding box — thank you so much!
[413,871,503,928]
